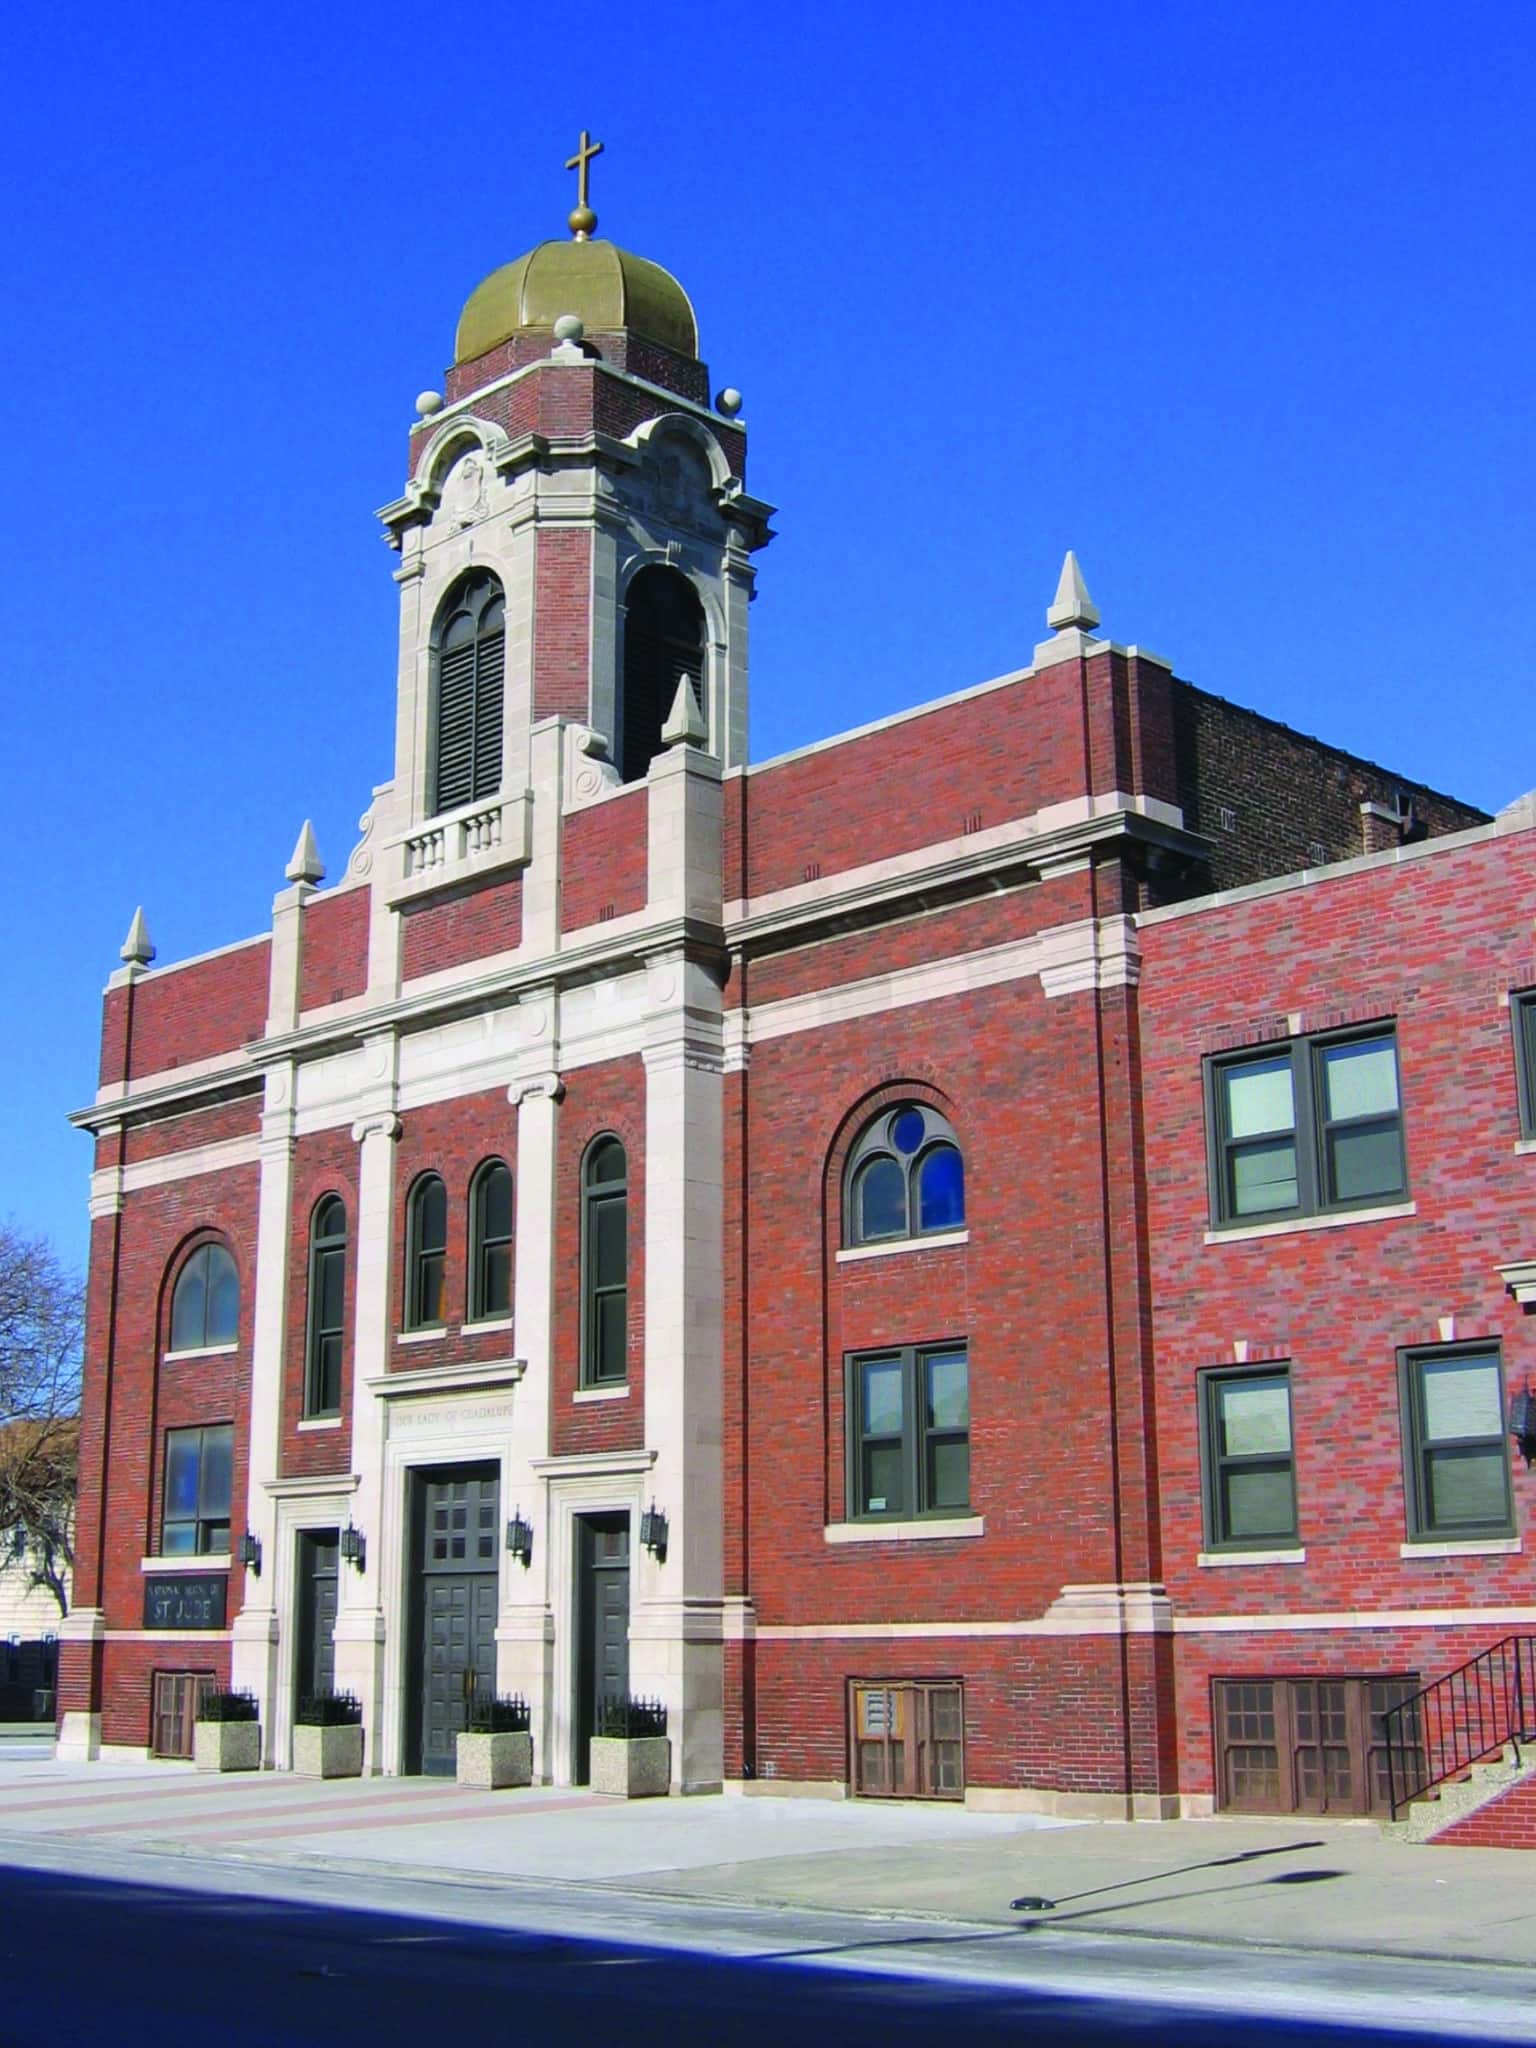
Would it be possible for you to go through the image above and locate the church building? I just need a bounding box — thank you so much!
[63,148,1536,1824]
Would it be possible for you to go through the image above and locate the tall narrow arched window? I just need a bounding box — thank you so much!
[432,570,505,815]
[581,1138,628,1385]
[618,566,705,784]
[406,1174,448,1330]
[469,1160,513,1322]
[844,1105,965,1247]
[169,1242,239,1352]
[304,1196,347,1417]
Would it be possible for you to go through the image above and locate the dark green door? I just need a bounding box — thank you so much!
[574,1512,629,1784]
[409,1466,500,1775]
[294,1530,339,1709]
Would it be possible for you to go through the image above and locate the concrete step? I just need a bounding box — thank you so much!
[1388,1747,1536,1844]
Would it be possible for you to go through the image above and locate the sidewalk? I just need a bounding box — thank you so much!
[2,1755,1533,1969]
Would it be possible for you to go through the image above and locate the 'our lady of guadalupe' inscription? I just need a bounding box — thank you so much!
[392,1397,516,1433]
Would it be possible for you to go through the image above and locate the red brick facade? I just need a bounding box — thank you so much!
[63,217,1531,1824]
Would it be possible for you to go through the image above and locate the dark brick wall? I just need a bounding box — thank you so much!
[1169,681,1490,894]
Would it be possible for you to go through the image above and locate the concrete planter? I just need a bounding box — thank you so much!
[589,1734,670,1798]
[456,1729,533,1790]
[193,1720,261,1773]
[292,1722,364,1779]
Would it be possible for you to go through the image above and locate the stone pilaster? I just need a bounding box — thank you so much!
[229,1060,297,1747]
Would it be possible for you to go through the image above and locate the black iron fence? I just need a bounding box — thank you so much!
[1383,1634,1536,1818]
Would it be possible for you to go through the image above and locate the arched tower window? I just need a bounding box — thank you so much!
[169,1242,239,1352]
[304,1196,347,1417]
[405,1174,448,1330]
[619,566,705,784]
[581,1137,628,1385]
[844,1105,965,1247]
[469,1159,513,1322]
[432,570,505,815]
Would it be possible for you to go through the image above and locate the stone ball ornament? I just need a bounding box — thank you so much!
[715,387,743,418]
[416,391,444,417]
[552,313,586,343]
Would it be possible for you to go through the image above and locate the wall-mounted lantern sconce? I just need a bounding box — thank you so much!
[639,1503,669,1563]
[238,1531,262,1575]
[339,1524,367,1572]
[1509,1388,1536,1468]
[506,1510,534,1568]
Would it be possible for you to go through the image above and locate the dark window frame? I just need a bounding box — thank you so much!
[303,1195,347,1418]
[404,1173,448,1332]
[843,1104,966,1248]
[580,1136,628,1387]
[1198,1364,1298,1551]
[167,1241,240,1354]
[1513,992,1536,1140]
[845,1341,970,1523]
[430,569,505,818]
[1399,1341,1515,1543]
[468,1159,513,1323]
[161,1423,234,1557]
[1205,1024,1407,1228]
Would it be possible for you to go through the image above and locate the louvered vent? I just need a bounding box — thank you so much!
[431,576,505,815]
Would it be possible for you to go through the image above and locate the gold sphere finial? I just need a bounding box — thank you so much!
[565,130,604,242]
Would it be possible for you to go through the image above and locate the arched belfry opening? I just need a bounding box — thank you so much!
[431,570,505,816]
[619,566,705,783]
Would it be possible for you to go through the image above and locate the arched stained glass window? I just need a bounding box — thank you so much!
[470,1160,513,1322]
[169,1243,239,1352]
[844,1106,966,1247]
[432,570,505,815]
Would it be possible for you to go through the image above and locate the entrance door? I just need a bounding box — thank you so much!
[408,1466,500,1775]
[573,1512,629,1785]
[294,1529,339,1710]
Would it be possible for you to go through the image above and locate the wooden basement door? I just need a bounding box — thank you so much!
[1214,1675,1420,1816]
[849,1680,965,1799]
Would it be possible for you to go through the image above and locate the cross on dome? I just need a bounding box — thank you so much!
[566,129,605,240]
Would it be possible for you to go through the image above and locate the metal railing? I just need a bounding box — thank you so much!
[1383,1635,1536,1818]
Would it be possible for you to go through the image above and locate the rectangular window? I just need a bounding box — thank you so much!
[1400,1344,1514,1541]
[1207,1026,1405,1226]
[161,1424,233,1556]
[1200,1366,1297,1549]
[1213,1675,1420,1816]
[848,1344,969,1520]
[1514,993,1536,1139]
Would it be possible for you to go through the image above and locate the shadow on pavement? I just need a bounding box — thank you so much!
[0,1855,1474,2047]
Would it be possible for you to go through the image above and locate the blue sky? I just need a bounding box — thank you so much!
[4,0,1534,1276]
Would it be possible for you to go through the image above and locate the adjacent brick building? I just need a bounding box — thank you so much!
[62,192,1536,1821]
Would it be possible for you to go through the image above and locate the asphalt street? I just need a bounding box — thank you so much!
[2,1837,1532,2047]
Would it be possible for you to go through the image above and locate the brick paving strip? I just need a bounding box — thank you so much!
[0,1777,475,1819]
[48,1789,602,1842]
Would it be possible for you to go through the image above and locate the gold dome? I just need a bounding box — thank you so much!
[455,239,699,364]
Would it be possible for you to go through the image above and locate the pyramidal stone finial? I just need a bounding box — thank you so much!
[661,673,709,748]
[120,907,155,967]
[1046,550,1101,633]
[286,820,325,886]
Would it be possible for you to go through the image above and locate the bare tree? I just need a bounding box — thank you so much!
[0,1224,83,1616]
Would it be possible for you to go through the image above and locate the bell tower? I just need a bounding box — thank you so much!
[374,146,774,915]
